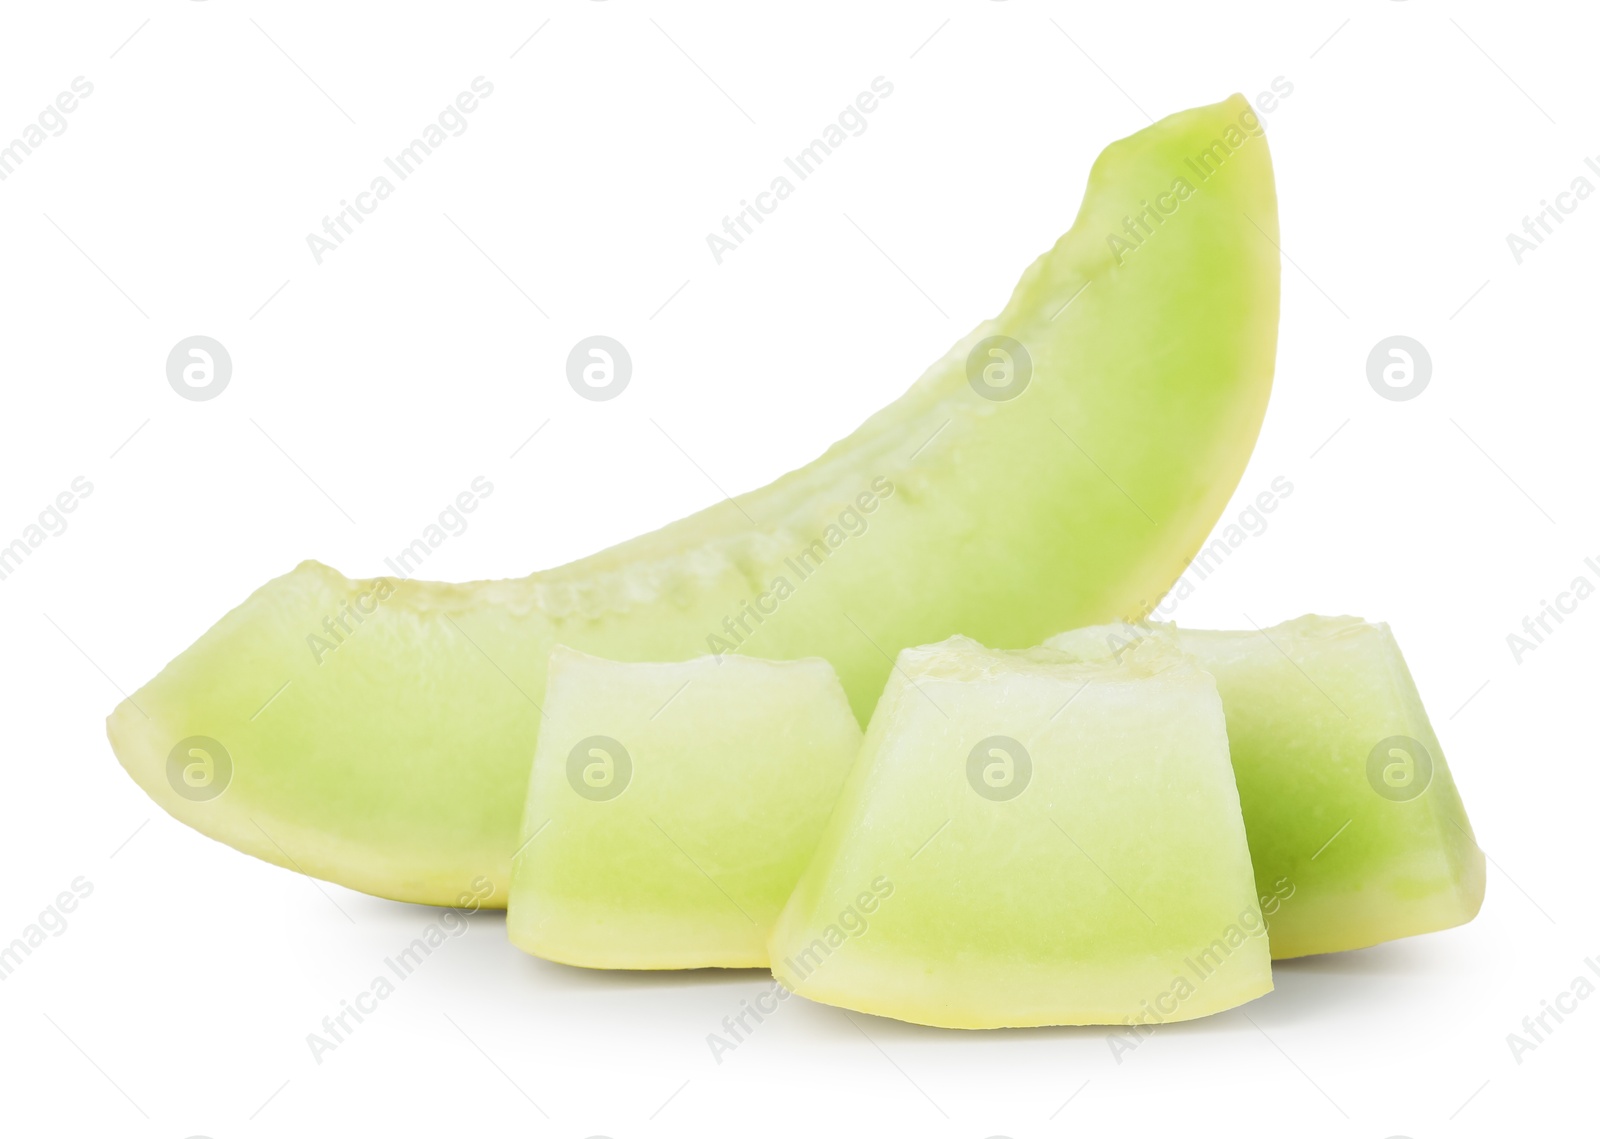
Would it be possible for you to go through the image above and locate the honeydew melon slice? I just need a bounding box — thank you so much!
[1047,617,1485,958]
[767,635,1272,1028]
[507,648,861,968]
[106,95,1279,906]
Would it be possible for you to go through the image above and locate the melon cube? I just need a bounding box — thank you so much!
[508,648,862,969]
[767,635,1271,1028]
[1049,617,1486,958]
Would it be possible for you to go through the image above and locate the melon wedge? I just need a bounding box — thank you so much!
[767,635,1272,1028]
[1047,618,1486,958]
[507,648,860,968]
[107,95,1280,906]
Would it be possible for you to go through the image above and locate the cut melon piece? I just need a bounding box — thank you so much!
[507,648,861,968]
[1047,617,1485,958]
[767,635,1272,1028]
[106,95,1279,906]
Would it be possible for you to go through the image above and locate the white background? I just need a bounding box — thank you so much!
[0,1,1594,1135]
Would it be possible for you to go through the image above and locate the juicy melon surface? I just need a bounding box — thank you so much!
[767,636,1272,1028]
[1048,618,1486,958]
[108,95,1280,905]
[507,649,861,969]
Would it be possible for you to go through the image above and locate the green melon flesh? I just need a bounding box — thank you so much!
[106,95,1279,906]
[1047,618,1486,958]
[507,648,860,968]
[768,635,1272,1028]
